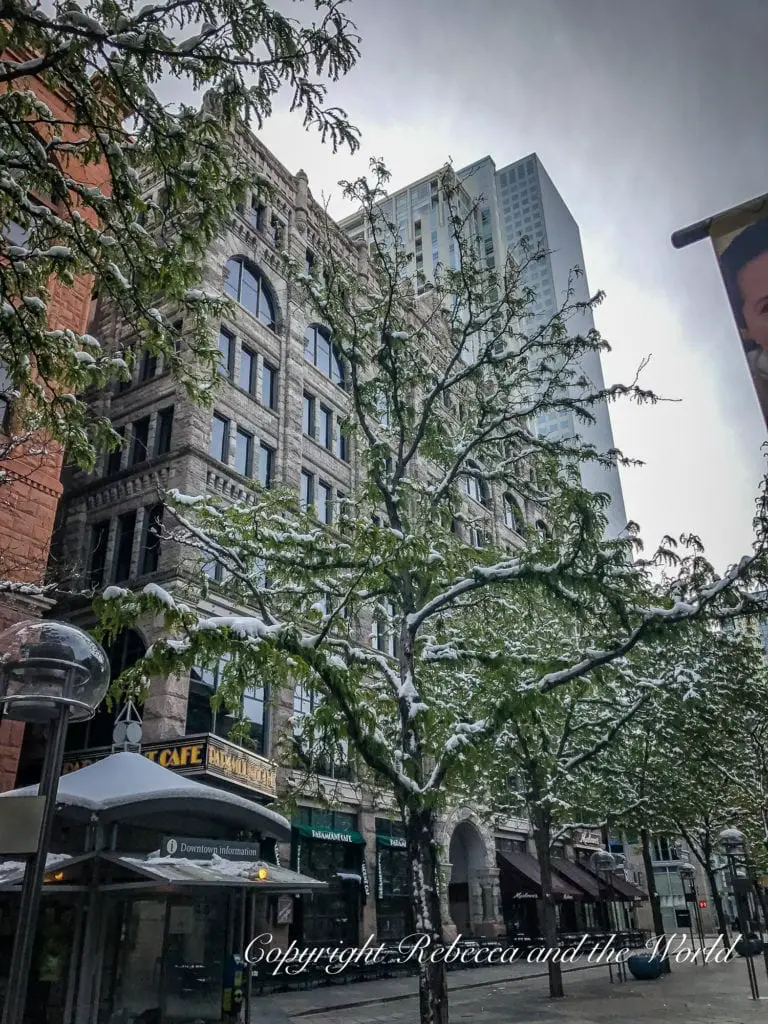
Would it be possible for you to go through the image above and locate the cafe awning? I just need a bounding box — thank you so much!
[497,850,583,901]
[293,824,365,844]
[0,752,290,840]
[604,870,647,902]
[550,857,602,900]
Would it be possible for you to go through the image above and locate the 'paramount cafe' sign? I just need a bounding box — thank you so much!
[62,733,277,800]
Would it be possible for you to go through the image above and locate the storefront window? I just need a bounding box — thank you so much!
[294,807,357,831]
[375,817,406,839]
[99,896,226,1022]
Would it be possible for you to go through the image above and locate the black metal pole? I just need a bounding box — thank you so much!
[729,853,759,1000]
[690,880,707,967]
[1,704,69,1024]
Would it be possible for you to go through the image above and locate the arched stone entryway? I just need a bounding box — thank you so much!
[438,809,503,939]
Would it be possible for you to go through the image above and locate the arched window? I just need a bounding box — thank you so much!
[535,519,550,541]
[223,257,276,329]
[460,461,488,505]
[304,324,344,385]
[503,495,524,534]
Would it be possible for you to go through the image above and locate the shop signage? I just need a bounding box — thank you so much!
[62,733,278,800]
[573,830,602,849]
[160,836,264,861]
[205,736,277,798]
[293,824,365,844]
[376,835,406,849]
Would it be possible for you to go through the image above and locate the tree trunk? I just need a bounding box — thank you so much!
[703,861,729,941]
[640,828,671,973]
[532,807,564,998]
[406,805,449,1024]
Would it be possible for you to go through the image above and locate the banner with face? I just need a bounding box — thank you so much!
[712,213,768,429]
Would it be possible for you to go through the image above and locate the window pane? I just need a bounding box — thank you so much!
[139,348,157,381]
[302,393,315,436]
[317,482,332,524]
[223,259,240,300]
[304,327,315,364]
[239,348,255,393]
[316,332,331,376]
[300,471,313,510]
[320,407,332,449]
[113,511,137,582]
[262,362,277,409]
[210,414,229,461]
[336,424,348,462]
[131,418,150,466]
[106,428,125,476]
[258,443,274,487]
[155,407,174,456]
[234,428,253,477]
[218,328,234,377]
[258,284,275,328]
[89,520,110,587]
[240,266,260,316]
[242,686,267,754]
[141,503,163,574]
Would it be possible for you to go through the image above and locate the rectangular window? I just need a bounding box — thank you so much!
[218,327,234,378]
[210,413,229,462]
[262,361,278,409]
[258,442,274,488]
[105,427,125,476]
[317,481,332,524]
[250,198,265,230]
[319,406,333,449]
[234,427,253,477]
[130,417,150,466]
[113,510,137,582]
[141,503,163,574]
[239,347,256,394]
[302,392,315,437]
[139,348,157,382]
[300,470,314,512]
[336,422,348,462]
[155,406,173,456]
[89,520,110,587]
[204,559,223,582]
[305,249,315,277]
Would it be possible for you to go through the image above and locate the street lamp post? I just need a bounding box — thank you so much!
[0,620,109,1024]
[678,862,706,966]
[719,828,760,1000]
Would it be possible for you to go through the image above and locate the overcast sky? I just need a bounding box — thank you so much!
[253,0,768,573]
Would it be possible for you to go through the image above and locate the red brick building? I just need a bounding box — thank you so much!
[0,50,108,789]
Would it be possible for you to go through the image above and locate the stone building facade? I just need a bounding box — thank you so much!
[0,49,109,790]
[41,126,641,944]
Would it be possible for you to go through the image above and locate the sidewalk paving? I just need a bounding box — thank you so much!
[251,956,768,1024]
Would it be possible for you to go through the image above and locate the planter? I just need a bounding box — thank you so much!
[735,935,764,957]
[627,954,666,980]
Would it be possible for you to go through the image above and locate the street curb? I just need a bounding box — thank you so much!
[286,959,607,1017]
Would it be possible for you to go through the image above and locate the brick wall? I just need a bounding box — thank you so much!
[0,52,108,790]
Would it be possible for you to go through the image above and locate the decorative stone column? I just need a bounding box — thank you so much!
[438,861,458,941]
[474,868,504,937]
[141,666,189,741]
